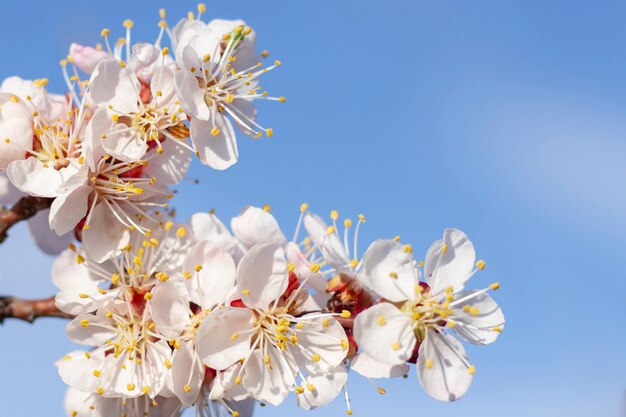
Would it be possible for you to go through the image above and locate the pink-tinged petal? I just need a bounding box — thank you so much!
[417,330,473,401]
[209,363,250,402]
[242,349,296,406]
[0,171,21,205]
[424,229,476,296]
[296,366,347,410]
[150,281,192,339]
[150,66,177,105]
[174,70,210,120]
[231,206,286,250]
[51,248,101,290]
[66,314,116,346]
[144,139,191,186]
[353,302,416,366]
[83,108,112,170]
[49,185,91,235]
[28,209,74,255]
[350,352,409,378]
[183,241,236,309]
[291,315,348,374]
[7,157,69,198]
[70,43,111,74]
[170,341,204,407]
[89,59,140,114]
[196,307,255,370]
[237,243,288,310]
[82,203,131,262]
[102,123,149,162]
[359,239,420,303]
[131,43,160,70]
[189,115,238,170]
[190,212,240,256]
[303,213,349,268]
[56,350,104,393]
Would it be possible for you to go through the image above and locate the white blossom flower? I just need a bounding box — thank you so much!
[63,386,182,417]
[172,18,284,169]
[195,242,349,407]
[353,229,505,401]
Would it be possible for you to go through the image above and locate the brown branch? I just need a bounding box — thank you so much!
[0,195,53,243]
[0,295,72,324]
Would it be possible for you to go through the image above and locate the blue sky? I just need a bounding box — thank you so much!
[0,1,624,416]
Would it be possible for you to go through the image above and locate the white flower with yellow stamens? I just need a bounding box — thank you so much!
[353,229,505,401]
[195,242,349,407]
[172,18,283,169]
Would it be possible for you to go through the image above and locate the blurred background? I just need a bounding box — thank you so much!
[0,1,624,416]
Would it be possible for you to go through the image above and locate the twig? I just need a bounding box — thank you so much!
[0,295,72,323]
[0,196,53,243]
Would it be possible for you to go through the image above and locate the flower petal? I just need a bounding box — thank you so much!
[359,239,420,302]
[424,229,476,296]
[231,206,287,250]
[28,209,74,255]
[70,43,110,74]
[350,352,409,378]
[417,330,473,401]
[150,281,192,340]
[296,366,348,410]
[49,185,91,236]
[303,213,348,268]
[353,302,416,366]
[237,243,288,310]
[0,93,33,169]
[144,138,191,185]
[189,116,238,170]
[174,70,210,120]
[66,314,116,346]
[89,59,140,114]
[450,290,505,345]
[82,203,131,262]
[170,341,204,407]
[242,348,296,406]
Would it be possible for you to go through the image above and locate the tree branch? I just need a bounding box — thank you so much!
[0,295,72,324]
[0,196,53,243]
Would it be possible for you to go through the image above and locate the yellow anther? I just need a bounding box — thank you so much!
[358,214,366,222]
[203,54,211,62]
[266,128,273,137]
[330,210,339,220]
[210,126,220,136]
[161,47,169,56]
[391,342,401,351]
[490,282,501,290]
[288,263,296,272]
[123,19,134,29]
[340,339,349,349]
[340,310,351,318]
[261,50,270,58]
[347,411,353,416]
[80,319,90,328]
[230,332,239,341]
[264,354,271,364]
[232,412,239,417]
[425,359,433,369]
[79,293,90,299]
[470,307,479,316]
[159,8,166,19]
[92,369,101,377]
[148,322,156,330]
[463,305,471,313]
[176,226,186,237]
[377,316,387,326]
[96,387,104,395]
[441,243,448,254]
[76,255,86,264]
[310,263,321,273]
[225,93,235,103]
[445,286,454,294]
[295,386,305,394]
[274,60,282,66]
[142,386,151,394]
[491,326,503,333]
[164,221,174,231]
[183,384,191,393]
[327,225,336,235]
[164,359,172,369]
[263,204,271,212]
[195,264,203,272]
[295,323,304,329]
[84,352,91,359]
[306,383,316,392]
[278,96,286,103]
[127,383,136,391]
[235,375,241,385]
[101,28,110,37]
[118,60,127,68]
[71,411,78,417]
[111,273,121,285]
[403,244,413,253]
[144,293,153,300]
[344,218,353,228]
[468,365,476,375]
[388,272,398,279]
[105,311,113,319]
[299,202,309,212]
[447,320,456,328]
[322,319,329,327]
[311,353,321,362]
[241,289,250,295]
[33,78,49,87]
[377,387,386,395]
[349,259,359,269]
[183,271,192,279]
[476,260,486,270]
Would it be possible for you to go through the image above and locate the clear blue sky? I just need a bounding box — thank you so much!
[0,1,624,416]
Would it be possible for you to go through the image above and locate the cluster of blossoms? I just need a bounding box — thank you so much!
[0,5,506,417]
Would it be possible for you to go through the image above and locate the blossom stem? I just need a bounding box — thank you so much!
[0,196,53,244]
[0,295,72,324]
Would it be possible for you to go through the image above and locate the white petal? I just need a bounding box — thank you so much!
[450,290,505,345]
[237,243,288,310]
[183,241,237,309]
[7,157,70,198]
[51,248,102,290]
[209,362,250,402]
[242,348,296,406]
[296,366,348,410]
[56,350,104,393]
[150,281,192,339]
[174,70,210,120]
[424,229,476,296]
[131,43,160,70]
[144,138,191,185]
[350,352,409,379]
[83,108,111,170]
[70,43,111,73]
[231,206,287,250]
[66,314,116,346]
[49,185,91,236]
[28,209,74,255]
[0,93,33,169]
[196,307,255,370]
[417,330,473,401]
[190,212,239,255]
[190,116,238,170]
[303,213,348,268]
[292,314,348,373]
[0,171,21,205]
[82,203,131,262]
[89,59,140,114]
[102,124,149,162]
[170,341,204,407]
[353,302,416,365]
[359,239,420,302]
